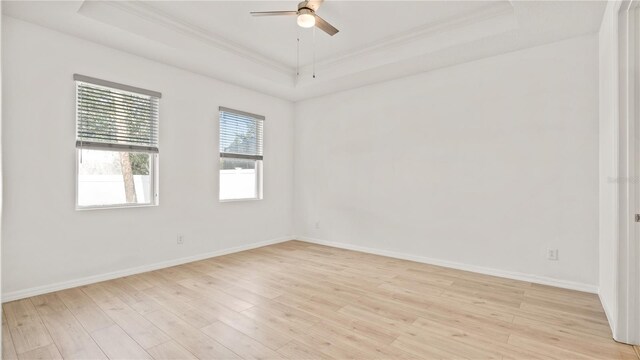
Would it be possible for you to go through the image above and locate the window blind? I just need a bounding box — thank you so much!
[219,107,264,160]
[75,74,161,153]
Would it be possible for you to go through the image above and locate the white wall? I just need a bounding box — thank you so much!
[1,17,294,297]
[0,13,604,300]
[294,35,599,290]
[598,0,621,338]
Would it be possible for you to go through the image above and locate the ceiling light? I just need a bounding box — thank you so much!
[297,11,315,28]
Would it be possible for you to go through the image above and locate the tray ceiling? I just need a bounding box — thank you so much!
[2,1,607,101]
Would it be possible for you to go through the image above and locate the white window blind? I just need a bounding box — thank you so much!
[219,107,264,160]
[75,74,161,153]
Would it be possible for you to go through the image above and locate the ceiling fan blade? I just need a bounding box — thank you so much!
[304,0,324,11]
[250,11,297,16]
[314,15,339,36]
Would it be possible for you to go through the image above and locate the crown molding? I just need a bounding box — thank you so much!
[293,1,517,87]
[0,0,597,100]
[79,0,294,76]
[313,1,515,71]
[78,0,514,82]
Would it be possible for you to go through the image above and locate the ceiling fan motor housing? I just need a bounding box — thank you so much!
[298,2,315,13]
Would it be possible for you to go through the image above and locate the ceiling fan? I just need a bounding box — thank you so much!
[250,0,339,36]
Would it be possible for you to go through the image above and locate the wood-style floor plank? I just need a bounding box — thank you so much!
[215,310,291,351]
[4,299,54,355]
[143,309,241,359]
[145,341,197,360]
[17,344,63,360]
[2,240,637,359]
[276,339,333,360]
[56,288,114,333]
[90,324,153,359]
[2,310,19,360]
[81,284,170,349]
[36,308,107,359]
[200,321,282,360]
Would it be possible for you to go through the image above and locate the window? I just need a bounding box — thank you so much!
[219,107,264,201]
[75,74,160,209]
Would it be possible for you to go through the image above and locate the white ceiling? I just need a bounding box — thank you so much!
[146,1,503,68]
[2,1,607,101]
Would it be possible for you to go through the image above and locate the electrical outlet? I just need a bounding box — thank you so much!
[547,248,558,261]
[177,235,184,245]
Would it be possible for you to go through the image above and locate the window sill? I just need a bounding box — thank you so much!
[219,198,262,203]
[76,203,158,211]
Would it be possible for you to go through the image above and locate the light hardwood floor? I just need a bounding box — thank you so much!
[2,240,637,360]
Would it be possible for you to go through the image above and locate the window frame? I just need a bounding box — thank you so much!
[75,150,160,210]
[218,107,264,202]
[74,75,161,210]
[219,158,263,202]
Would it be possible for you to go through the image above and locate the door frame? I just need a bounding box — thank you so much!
[617,0,640,345]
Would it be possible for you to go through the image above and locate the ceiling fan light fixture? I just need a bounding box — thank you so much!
[297,10,315,28]
[250,1,338,36]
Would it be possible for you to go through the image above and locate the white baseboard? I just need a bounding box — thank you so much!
[598,292,617,340]
[2,236,293,303]
[297,236,598,294]
[3,235,598,302]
